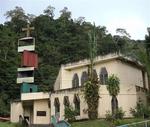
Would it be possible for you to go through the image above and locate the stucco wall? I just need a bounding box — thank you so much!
[115,60,144,88]
[60,59,147,90]
[51,89,88,120]
[98,85,137,118]
[61,66,88,89]
[51,86,146,120]
[33,99,50,124]
[11,101,23,123]
[52,59,148,119]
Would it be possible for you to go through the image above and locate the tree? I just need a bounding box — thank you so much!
[83,24,99,120]
[116,28,131,38]
[27,14,36,23]
[43,5,55,18]
[145,28,150,59]
[59,7,71,20]
[107,74,120,117]
[4,6,27,21]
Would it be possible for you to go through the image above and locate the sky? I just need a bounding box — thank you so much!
[0,0,150,40]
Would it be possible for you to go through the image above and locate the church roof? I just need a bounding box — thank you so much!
[62,53,145,70]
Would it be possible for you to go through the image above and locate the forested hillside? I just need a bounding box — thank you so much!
[0,6,150,116]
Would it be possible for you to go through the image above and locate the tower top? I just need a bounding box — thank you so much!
[22,24,34,37]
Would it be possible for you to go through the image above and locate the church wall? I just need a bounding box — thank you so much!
[33,99,50,124]
[10,101,23,123]
[60,59,146,90]
[94,60,118,78]
[61,66,88,89]
[115,60,144,88]
[52,57,148,119]
[98,85,137,118]
[145,72,149,89]
[51,90,88,120]
[54,68,62,91]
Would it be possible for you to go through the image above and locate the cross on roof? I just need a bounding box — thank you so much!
[22,24,34,37]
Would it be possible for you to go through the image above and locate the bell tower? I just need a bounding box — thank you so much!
[17,24,38,93]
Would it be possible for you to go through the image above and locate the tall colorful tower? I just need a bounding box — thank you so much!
[11,24,50,125]
[17,24,38,93]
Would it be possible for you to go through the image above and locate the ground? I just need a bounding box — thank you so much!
[71,118,144,127]
[0,119,145,127]
[0,122,21,127]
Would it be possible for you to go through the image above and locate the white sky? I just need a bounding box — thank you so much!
[0,0,150,40]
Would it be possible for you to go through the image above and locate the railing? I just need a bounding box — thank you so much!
[19,115,30,127]
[116,120,150,127]
[24,118,30,127]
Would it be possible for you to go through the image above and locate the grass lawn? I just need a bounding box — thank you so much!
[0,122,16,127]
[71,118,144,127]
[0,118,145,127]
[72,119,111,127]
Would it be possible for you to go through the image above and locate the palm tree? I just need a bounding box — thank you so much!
[107,74,120,117]
[145,28,150,59]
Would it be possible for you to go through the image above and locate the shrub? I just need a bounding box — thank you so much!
[105,107,125,122]
[115,107,125,119]
[130,101,150,118]
[64,106,77,122]
[105,110,114,122]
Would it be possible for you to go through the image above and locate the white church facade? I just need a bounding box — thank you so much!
[11,53,149,125]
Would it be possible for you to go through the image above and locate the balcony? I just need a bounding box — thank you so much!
[18,37,35,52]
[21,92,49,101]
[17,77,34,84]
[17,67,34,84]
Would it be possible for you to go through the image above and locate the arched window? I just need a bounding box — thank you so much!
[54,98,60,116]
[73,94,80,116]
[64,96,70,108]
[64,96,70,115]
[111,97,118,114]
[72,73,79,88]
[100,67,108,85]
[93,69,98,79]
[81,71,88,86]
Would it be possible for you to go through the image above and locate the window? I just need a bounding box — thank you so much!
[54,97,60,116]
[37,111,46,116]
[93,69,98,79]
[100,67,108,85]
[81,71,88,86]
[73,94,80,116]
[64,96,70,108]
[64,96,70,115]
[29,88,32,92]
[142,71,146,88]
[111,97,118,114]
[72,73,79,88]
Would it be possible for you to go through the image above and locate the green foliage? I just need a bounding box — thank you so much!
[64,106,77,122]
[106,74,120,97]
[83,80,99,119]
[105,107,125,121]
[105,111,114,122]
[0,6,149,117]
[71,119,111,127]
[130,99,150,118]
[106,74,120,116]
[115,107,125,119]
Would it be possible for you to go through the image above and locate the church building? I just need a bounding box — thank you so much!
[11,53,148,126]
[10,25,149,126]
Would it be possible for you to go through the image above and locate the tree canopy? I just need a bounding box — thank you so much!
[0,6,149,116]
